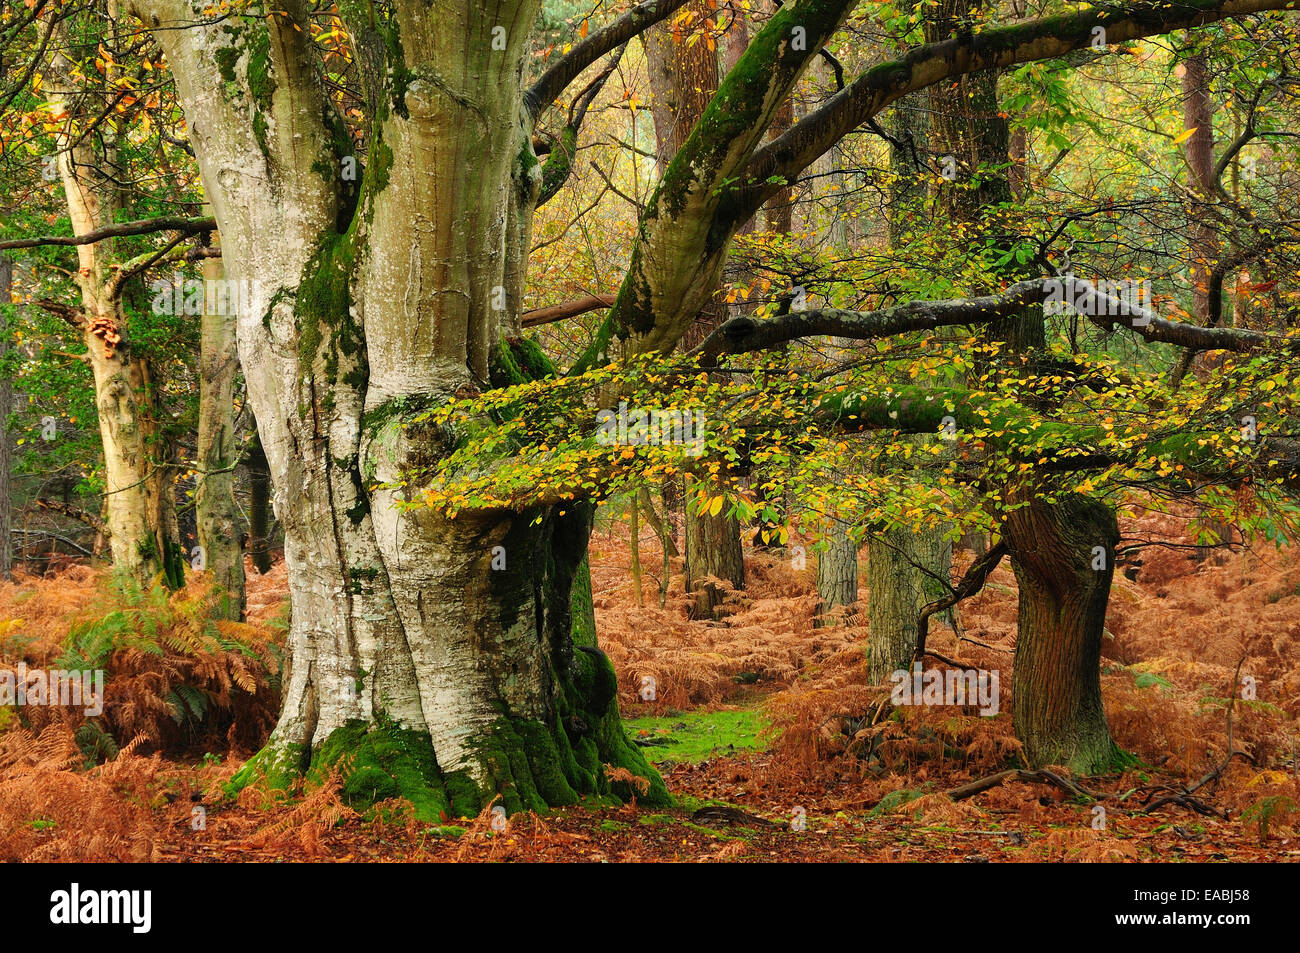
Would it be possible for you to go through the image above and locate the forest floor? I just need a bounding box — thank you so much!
[2,503,1299,862]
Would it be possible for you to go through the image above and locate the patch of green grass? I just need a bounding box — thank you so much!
[636,813,677,826]
[622,707,769,764]
[682,821,747,841]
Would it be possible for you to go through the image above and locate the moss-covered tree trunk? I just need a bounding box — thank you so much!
[1003,494,1123,773]
[137,0,666,816]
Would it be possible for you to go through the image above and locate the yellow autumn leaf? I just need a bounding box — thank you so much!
[1172,127,1197,145]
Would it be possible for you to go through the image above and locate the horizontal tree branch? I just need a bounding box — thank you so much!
[820,383,1300,492]
[690,277,1294,360]
[522,294,616,328]
[0,215,216,251]
[34,498,107,536]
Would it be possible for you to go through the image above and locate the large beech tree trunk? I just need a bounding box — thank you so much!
[134,0,666,815]
[1003,494,1123,773]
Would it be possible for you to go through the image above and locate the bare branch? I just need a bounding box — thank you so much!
[0,216,216,252]
[522,294,616,328]
[691,276,1296,361]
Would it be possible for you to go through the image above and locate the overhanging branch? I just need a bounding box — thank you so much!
[0,215,216,252]
[690,277,1294,360]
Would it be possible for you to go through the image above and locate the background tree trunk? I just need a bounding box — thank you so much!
[245,431,274,574]
[45,17,180,587]
[195,239,245,618]
[867,527,950,682]
[0,255,12,579]
[869,74,956,673]
[1182,48,1217,325]
[646,4,745,617]
[815,516,857,626]
[684,476,746,618]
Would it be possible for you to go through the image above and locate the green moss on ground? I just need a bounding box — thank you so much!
[622,707,770,764]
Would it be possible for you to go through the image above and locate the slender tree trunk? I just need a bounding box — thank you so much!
[1180,48,1231,558]
[630,496,643,606]
[646,3,745,617]
[1182,48,1217,324]
[46,21,180,587]
[0,256,12,579]
[245,432,273,574]
[637,486,678,558]
[1003,494,1123,773]
[195,239,245,618]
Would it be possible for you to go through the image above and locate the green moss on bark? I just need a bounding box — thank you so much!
[296,228,364,394]
[306,719,452,822]
[225,739,308,797]
[489,335,556,388]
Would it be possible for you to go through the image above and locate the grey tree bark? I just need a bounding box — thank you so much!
[867,527,951,682]
[0,255,12,579]
[129,0,673,813]
[195,233,245,618]
[814,516,857,626]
